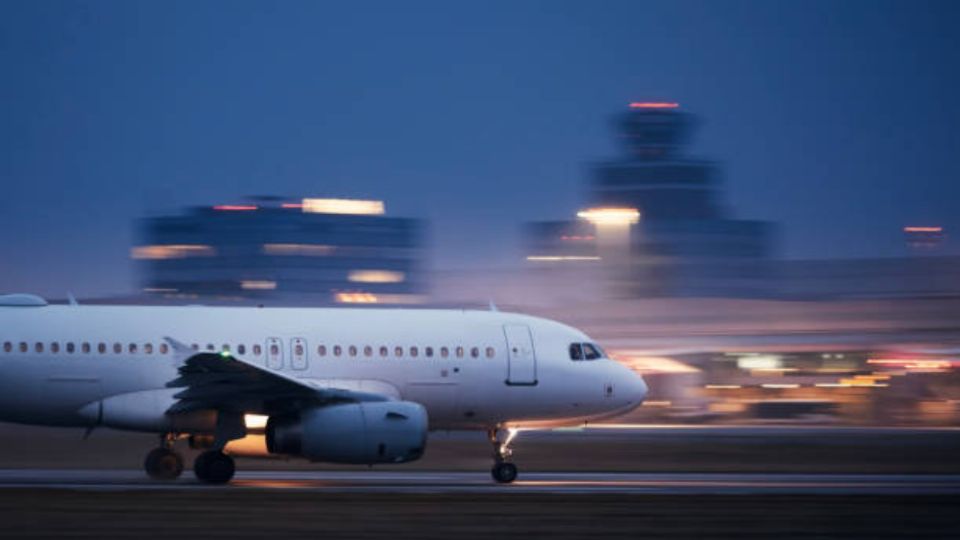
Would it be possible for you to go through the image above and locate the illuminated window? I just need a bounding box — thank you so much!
[113,343,122,354]
[394,346,403,357]
[82,343,91,354]
[379,346,388,357]
[252,344,261,356]
[334,345,342,357]
[98,343,106,354]
[348,345,357,357]
[19,342,27,353]
[66,342,75,354]
[159,343,168,355]
[485,347,495,358]
[35,342,44,353]
[363,345,373,357]
[51,342,60,354]
[410,346,418,358]
[470,347,479,358]
[144,343,153,354]
[2,342,10,353]
[317,345,326,357]
[440,347,449,358]
[129,343,137,354]
[456,346,464,358]
[237,344,245,355]
[425,347,434,358]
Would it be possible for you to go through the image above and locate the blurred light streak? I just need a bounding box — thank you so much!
[213,205,258,211]
[526,255,601,262]
[348,270,406,284]
[629,102,679,109]
[302,198,385,215]
[576,207,640,225]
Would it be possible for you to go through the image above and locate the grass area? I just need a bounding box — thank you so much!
[1,490,958,539]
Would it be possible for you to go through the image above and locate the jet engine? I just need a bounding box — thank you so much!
[266,401,428,464]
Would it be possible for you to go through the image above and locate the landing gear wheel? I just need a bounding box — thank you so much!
[194,450,235,484]
[491,462,518,484]
[144,447,184,480]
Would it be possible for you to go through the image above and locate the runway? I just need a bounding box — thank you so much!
[1,469,958,494]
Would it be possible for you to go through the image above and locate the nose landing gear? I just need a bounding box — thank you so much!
[489,428,519,484]
[144,434,184,480]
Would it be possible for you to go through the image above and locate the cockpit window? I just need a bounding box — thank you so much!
[583,343,604,360]
[569,343,584,360]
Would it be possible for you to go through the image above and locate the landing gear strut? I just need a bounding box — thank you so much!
[144,434,184,480]
[194,450,235,484]
[489,428,519,484]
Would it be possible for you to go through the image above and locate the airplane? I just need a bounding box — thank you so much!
[0,293,647,484]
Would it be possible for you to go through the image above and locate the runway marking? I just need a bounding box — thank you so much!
[0,470,958,495]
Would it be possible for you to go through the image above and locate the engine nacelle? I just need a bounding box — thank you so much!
[266,401,428,464]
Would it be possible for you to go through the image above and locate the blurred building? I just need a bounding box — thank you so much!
[133,196,426,305]
[526,103,775,298]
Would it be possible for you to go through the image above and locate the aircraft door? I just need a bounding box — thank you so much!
[266,337,283,369]
[290,338,308,370]
[503,324,537,385]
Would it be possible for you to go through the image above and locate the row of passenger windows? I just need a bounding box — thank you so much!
[1,341,497,359]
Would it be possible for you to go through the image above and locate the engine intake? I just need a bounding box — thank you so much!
[266,401,428,464]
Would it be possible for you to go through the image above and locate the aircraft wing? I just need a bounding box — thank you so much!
[162,337,390,416]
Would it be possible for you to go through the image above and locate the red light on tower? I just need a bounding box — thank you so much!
[629,102,679,109]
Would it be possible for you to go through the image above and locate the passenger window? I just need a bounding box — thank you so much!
[252,344,261,356]
[35,342,44,353]
[583,343,603,360]
[456,346,464,358]
[67,342,75,354]
[317,345,326,357]
[379,346,388,357]
[82,343,91,354]
[569,343,584,360]
[486,346,495,358]
[348,345,357,357]
[113,343,122,354]
[394,346,403,357]
[440,347,449,358]
[425,346,434,358]
[51,342,60,353]
[160,343,169,355]
[410,346,418,358]
[363,345,373,357]
[470,347,479,358]
[144,343,153,354]
[333,345,342,357]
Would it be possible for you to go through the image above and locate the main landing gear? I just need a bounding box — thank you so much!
[143,433,236,484]
[489,428,519,484]
[144,434,184,480]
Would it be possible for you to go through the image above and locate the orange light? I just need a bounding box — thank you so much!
[213,205,258,211]
[629,102,679,109]
[904,226,943,233]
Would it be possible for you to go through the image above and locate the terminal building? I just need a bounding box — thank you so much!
[525,102,775,298]
[133,196,426,305]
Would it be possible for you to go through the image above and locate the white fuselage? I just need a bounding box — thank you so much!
[0,305,647,432]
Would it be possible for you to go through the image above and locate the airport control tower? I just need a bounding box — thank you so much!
[526,103,775,298]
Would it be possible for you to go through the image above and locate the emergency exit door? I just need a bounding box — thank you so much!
[503,324,537,385]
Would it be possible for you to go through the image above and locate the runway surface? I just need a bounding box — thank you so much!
[1,469,958,494]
